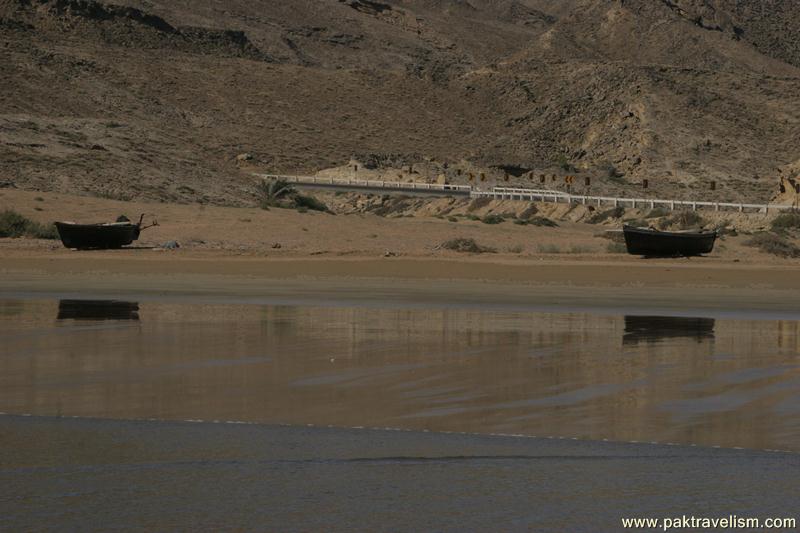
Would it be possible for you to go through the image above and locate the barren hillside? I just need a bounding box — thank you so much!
[1,0,798,204]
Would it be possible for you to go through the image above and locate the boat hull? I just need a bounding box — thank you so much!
[57,299,140,320]
[55,222,140,250]
[623,225,716,257]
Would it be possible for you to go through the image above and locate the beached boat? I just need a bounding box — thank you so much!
[622,225,717,257]
[57,299,140,321]
[622,315,715,344]
[55,214,157,250]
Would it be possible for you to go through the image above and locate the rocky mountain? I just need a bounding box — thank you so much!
[1,0,798,204]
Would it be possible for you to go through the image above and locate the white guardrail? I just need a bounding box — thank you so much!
[255,174,793,213]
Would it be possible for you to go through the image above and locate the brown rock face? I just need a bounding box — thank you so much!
[1,0,798,204]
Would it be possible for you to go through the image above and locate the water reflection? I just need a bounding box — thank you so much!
[57,299,140,321]
[1,300,798,451]
[623,315,715,344]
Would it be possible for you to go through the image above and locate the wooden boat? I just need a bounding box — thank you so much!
[57,299,140,321]
[623,315,715,344]
[623,224,717,257]
[55,214,157,249]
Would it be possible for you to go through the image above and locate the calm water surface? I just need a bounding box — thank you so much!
[2,415,798,532]
[1,298,799,452]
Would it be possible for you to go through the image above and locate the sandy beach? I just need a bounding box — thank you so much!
[3,189,800,314]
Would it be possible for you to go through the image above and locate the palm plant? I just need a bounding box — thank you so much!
[256,179,295,208]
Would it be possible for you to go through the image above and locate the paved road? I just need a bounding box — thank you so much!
[291,180,471,197]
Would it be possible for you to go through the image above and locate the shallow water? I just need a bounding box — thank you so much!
[1,298,799,452]
[1,415,798,532]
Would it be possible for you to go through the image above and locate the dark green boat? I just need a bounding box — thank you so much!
[623,224,717,257]
[55,214,157,250]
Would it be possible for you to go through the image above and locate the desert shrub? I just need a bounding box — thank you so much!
[598,229,625,243]
[0,210,57,239]
[645,207,669,218]
[606,242,627,253]
[627,218,650,228]
[770,212,800,232]
[569,245,592,253]
[294,194,328,212]
[507,244,523,253]
[467,197,491,212]
[744,232,800,258]
[599,161,622,179]
[659,210,704,230]
[714,219,737,236]
[587,206,625,224]
[518,205,538,219]
[556,153,574,172]
[0,210,29,237]
[440,237,495,253]
[527,216,558,227]
[481,214,505,225]
[448,216,458,222]
[513,218,527,225]
[537,243,560,253]
[465,214,480,221]
[27,221,58,239]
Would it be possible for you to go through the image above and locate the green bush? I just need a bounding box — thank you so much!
[528,216,558,227]
[537,243,560,253]
[518,205,538,219]
[440,237,496,253]
[294,194,329,212]
[770,212,800,232]
[0,210,29,237]
[744,232,800,258]
[600,162,622,179]
[556,153,573,172]
[587,206,625,224]
[27,221,58,239]
[644,207,669,219]
[0,210,58,239]
[659,210,704,230]
[481,214,505,225]
[606,242,627,253]
[627,218,650,228]
[569,245,592,253]
[714,219,737,236]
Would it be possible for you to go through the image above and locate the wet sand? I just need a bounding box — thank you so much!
[1,415,797,532]
[4,253,800,315]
